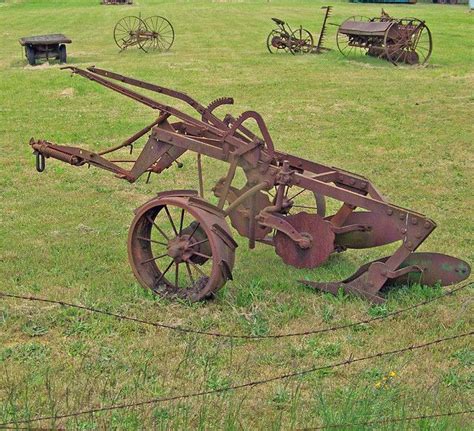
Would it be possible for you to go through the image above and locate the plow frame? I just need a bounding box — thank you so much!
[30,67,469,303]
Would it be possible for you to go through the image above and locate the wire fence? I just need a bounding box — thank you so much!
[0,330,471,426]
[0,280,471,340]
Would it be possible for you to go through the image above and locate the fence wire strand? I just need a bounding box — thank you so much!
[0,330,471,426]
[0,280,471,340]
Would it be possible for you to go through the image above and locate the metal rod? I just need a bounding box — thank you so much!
[223,182,268,217]
[197,153,204,198]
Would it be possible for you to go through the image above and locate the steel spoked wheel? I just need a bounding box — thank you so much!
[128,195,235,301]
[142,16,175,51]
[267,29,292,54]
[385,18,432,66]
[114,16,147,51]
[337,16,373,58]
[289,28,314,54]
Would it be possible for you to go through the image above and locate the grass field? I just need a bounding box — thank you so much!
[0,0,473,429]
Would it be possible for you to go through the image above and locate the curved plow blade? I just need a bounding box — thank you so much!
[300,252,471,303]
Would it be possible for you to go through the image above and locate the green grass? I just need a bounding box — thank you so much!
[0,0,473,429]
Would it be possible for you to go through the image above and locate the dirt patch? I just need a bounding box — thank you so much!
[60,87,75,97]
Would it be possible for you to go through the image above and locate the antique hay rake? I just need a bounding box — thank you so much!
[30,67,470,303]
[114,15,174,52]
[336,10,432,65]
[267,6,332,55]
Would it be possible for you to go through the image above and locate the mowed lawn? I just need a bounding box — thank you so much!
[0,0,473,429]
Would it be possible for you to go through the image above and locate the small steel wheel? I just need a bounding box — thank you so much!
[58,44,67,63]
[113,16,148,51]
[337,16,373,58]
[26,45,36,65]
[289,28,314,54]
[142,16,175,51]
[267,29,292,54]
[272,184,326,218]
[384,18,432,66]
[128,194,236,301]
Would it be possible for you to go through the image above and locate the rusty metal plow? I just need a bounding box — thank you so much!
[30,67,470,303]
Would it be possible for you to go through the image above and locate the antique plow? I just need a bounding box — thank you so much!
[267,7,332,55]
[30,67,470,303]
[114,15,174,52]
[336,10,432,65]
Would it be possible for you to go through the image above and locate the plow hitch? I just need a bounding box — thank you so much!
[30,67,470,303]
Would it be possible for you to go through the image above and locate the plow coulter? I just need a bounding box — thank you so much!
[30,67,470,303]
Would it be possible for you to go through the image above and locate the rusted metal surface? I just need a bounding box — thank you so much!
[19,34,71,65]
[336,10,432,65]
[114,15,174,53]
[29,67,470,303]
[267,6,332,55]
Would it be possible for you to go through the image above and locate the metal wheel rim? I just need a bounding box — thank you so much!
[143,16,175,51]
[267,29,292,54]
[289,28,314,54]
[385,18,432,66]
[113,16,147,51]
[128,196,233,301]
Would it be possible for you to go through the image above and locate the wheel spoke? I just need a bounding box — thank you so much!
[141,253,168,265]
[175,262,179,288]
[190,238,209,247]
[185,262,195,285]
[164,205,178,236]
[179,209,185,235]
[146,215,169,241]
[292,204,318,210]
[288,188,306,201]
[191,250,212,260]
[155,260,174,285]
[188,222,201,241]
[137,236,167,246]
[187,260,208,278]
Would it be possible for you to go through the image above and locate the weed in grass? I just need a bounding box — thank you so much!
[451,347,474,367]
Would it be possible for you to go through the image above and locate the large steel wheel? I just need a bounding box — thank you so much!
[142,15,175,51]
[385,18,432,66]
[289,28,314,54]
[128,194,236,301]
[114,16,148,51]
[336,16,373,58]
[267,29,292,54]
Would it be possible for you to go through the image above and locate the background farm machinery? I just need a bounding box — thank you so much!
[336,10,432,65]
[113,15,174,52]
[267,7,332,54]
[30,67,469,303]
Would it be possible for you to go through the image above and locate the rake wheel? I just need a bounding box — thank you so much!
[113,16,148,51]
[142,15,175,51]
[128,195,235,301]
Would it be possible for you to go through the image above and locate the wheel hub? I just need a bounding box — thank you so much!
[167,234,195,263]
